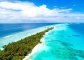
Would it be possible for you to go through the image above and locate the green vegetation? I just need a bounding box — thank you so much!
[0,27,53,60]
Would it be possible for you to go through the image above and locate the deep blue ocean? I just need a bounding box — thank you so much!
[69,23,84,35]
[0,23,84,60]
[0,23,56,38]
[24,23,84,60]
[0,23,84,38]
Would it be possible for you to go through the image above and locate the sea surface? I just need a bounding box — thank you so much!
[0,23,56,38]
[26,23,84,60]
[0,23,84,60]
[0,23,56,49]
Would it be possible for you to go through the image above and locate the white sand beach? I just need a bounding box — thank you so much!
[23,24,67,60]
[24,24,84,60]
[0,24,55,49]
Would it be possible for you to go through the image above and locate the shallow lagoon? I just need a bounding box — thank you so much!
[0,25,54,49]
[26,24,84,60]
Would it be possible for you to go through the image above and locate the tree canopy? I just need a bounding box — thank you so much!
[0,27,53,60]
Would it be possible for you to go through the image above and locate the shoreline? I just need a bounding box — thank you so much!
[23,26,56,60]
[0,26,54,60]
[0,25,55,49]
[23,24,68,60]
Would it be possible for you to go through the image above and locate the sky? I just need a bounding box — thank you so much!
[0,0,84,23]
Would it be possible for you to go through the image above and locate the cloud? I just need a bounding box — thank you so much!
[0,1,84,23]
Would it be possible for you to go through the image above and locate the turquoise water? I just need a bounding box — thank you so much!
[0,25,54,49]
[0,23,56,38]
[0,23,56,49]
[28,24,84,60]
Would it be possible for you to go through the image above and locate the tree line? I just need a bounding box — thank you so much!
[0,27,53,60]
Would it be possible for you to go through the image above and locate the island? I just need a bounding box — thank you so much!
[0,27,53,60]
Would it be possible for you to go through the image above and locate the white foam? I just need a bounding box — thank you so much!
[0,24,57,49]
[3,35,13,38]
[23,24,68,60]
[23,42,50,60]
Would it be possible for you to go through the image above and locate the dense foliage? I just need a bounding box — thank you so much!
[0,27,53,60]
